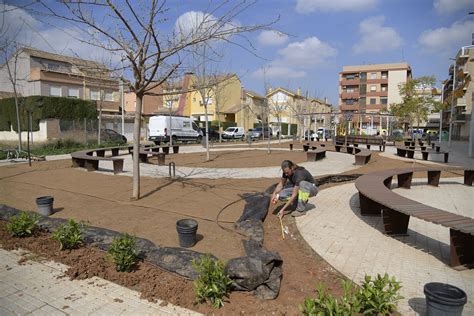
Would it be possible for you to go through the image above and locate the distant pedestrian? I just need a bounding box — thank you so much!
[271,160,318,217]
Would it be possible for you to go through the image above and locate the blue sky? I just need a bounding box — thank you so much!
[2,0,474,105]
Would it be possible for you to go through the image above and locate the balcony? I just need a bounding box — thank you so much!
[366,78,388,84]
[340,104,359,111]
[366,91,388,97]
[453,114,470,122]
[340,78,360,86]
[341,92,359,99]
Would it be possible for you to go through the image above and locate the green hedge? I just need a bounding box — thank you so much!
[0,96,97,132]
[195,120,236,131]
[290,124,297,135]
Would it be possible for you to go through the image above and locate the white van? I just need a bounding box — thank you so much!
[222,127,245,139]
[148,115,202,144]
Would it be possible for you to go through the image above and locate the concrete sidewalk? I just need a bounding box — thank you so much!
[0,248,200,315]
[296,178,474,315]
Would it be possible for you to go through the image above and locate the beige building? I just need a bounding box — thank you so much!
[443,47,473,142]
[339,63,412,131]
[266,87,332,137]
[0,48,120,115]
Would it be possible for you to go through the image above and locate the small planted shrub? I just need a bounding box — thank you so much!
[51,219,85,250]
[299,281,360,315]
[192,254,233,309]
[5,211,40,237]
[358,273,403,315]
[107,233,139,272]
[300,273,402,315]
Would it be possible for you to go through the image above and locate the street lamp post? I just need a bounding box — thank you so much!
[448,60,456,149]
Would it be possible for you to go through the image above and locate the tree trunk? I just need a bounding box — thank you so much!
[132,95,143,200]
[98,103,102,145]
[14,95,22,151]
[204,104,210,161]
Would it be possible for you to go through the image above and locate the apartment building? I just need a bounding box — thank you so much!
[0,48,120,115]
[442,47,473,142]
[339,63,412,132]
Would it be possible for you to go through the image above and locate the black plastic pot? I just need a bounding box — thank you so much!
[424,282,467,316]
[176,219,198,248]
[36,196,54,216]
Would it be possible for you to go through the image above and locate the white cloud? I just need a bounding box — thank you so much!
[0,4,120,65]
[174,11,235,42]
[252,36,337,80]
[418,20,474,54]
[434,0,472,15]
[278,37,337,67]
[352,16,403,54]
[296,0,377,13]
[257,30,288,46]
[252,66,306,79]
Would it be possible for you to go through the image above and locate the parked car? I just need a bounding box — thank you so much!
[249,127,272,139]
[222,126,245,139]
[101,129,127,144]
[200,127,220,140]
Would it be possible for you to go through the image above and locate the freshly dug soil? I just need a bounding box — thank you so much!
[150,149,308,168]
[0,147,462,314]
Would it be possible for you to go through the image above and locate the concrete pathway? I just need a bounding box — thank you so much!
[97,147,358,179]
[0,248,200,315]
[296,178,474,315]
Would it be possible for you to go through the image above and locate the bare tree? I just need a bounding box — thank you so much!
[37,0,276,199]
[0,43,27,151]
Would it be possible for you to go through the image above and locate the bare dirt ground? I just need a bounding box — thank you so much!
[0,146,463,314]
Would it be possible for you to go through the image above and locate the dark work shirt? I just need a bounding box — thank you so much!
[282,167,315,186]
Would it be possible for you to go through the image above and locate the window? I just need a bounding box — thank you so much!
[183,121,191,128]
[370,73,377,79]
[346,74,355,80]
[346,99,355,105]
[90,90,100,100]
[370,85,377,92]
[68,88,79,98]
[381,71,388,79]
[105,92,114,101]
[346,87,354,93]
[381,97,388,105]
[381,85,388,92]
[50,85,62,97]
[370,98,376,104]
[360,72,367,79]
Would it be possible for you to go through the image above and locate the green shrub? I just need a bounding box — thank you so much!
[51,219,85,250]
[300,274,402,315]
[300,281,360,316]
[5,212,40,237]
[358,273,403,315]
[192,254,233,309]
[107,233,139,272]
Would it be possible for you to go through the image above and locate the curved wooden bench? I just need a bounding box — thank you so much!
[355,148,372,165]
[355,168,474,268]
[71,149,124,174]
[396,146,449,163]
[306,147,326,161]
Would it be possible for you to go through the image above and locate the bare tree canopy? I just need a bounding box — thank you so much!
[33,0,277,199]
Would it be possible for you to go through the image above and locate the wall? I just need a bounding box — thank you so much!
[0,51,32,96]
[387,70,407,106]
[0,120,49,142]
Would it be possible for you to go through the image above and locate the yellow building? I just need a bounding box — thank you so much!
[187,74,245,129]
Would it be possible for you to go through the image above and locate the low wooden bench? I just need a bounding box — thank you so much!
[335,136,385,151]
[71,149,124,174]
[306,147,326,161]
[355,148,372,165]
[397,146,449,163]
[355,168,474,268]
[422,150,449,163]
